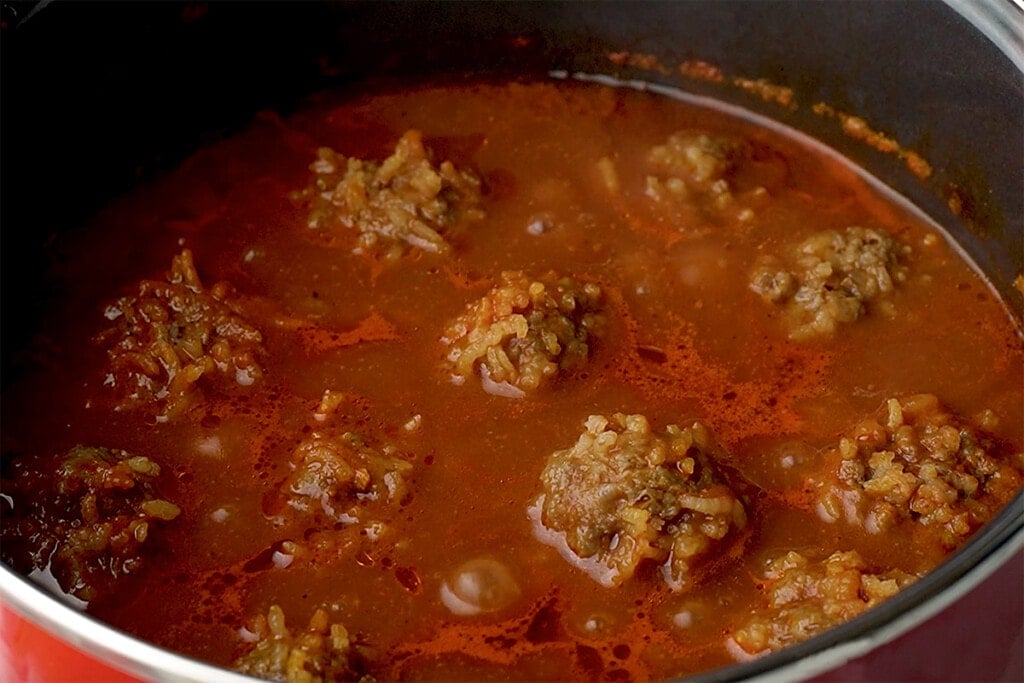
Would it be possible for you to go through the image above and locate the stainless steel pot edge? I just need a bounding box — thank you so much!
[2,507,1022,683]
[944,0,1024,71]
[743,523,1024,683]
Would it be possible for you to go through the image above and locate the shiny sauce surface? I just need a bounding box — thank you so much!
[2,80,1022,681]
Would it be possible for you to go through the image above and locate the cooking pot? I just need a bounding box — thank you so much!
[1,1,1021,681]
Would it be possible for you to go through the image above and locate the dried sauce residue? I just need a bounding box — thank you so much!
[608,51,672,75]
[811,103,932,180]
[608,52,933,181]
[678,60,725,83]
[732,78,795,109]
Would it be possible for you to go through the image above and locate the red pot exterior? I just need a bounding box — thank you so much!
[0,606,142,683]
[3,549,1020,682]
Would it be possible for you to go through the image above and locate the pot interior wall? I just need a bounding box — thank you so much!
[3,2,1021,316]
[1,1,1021,681]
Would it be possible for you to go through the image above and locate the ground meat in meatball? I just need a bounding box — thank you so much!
[280,390,413,524]
[732,550,915,655]
[535,414,746,591]
[293,129,483,260]
[97,249,264,419]
[442,271,603,397]
[0,446,180,602]
[235,605,371,683]
[814,394,1024,547]
[644,131,744,208]
[649,131,741,185]
[750,226,909,339]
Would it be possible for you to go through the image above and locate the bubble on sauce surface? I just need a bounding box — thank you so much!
[670,238,733,290]
[668,599,710,631]
[526,214,553,235]
[672,610,695,628]
[195,435,223,457]
[741,439,820,491]
[440,557,521,616]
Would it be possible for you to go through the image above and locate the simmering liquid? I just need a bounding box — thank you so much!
[2,79,1021,681]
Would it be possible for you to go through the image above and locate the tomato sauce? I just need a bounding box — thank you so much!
[2,79,1021,681]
